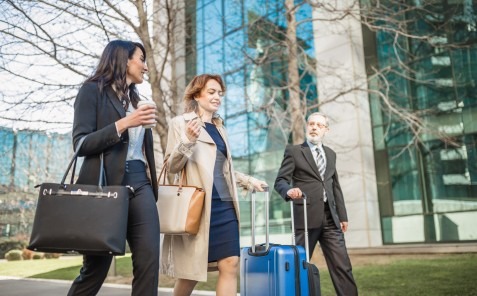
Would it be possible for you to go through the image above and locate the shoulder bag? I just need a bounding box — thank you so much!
[27,137,131,255]
[156,160,205,235]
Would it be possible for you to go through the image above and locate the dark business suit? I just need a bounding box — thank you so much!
[68,82,160,296]
[274,141,357,296]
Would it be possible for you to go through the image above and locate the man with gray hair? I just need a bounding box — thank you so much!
[274,112,358,296]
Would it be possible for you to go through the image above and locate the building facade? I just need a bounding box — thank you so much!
[363,0,477,244]
[1,0,476,249]
[180,0,477,247]
[0,128,72,238]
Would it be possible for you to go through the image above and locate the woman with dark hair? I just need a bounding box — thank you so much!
[68,40,160,296]
[161,74,267,296]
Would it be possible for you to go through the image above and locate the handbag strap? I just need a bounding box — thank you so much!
[158,162,168,185]
[61,136,106,188]
[158,156,187,188]
[99,153,107,188]
[61,136,87,185]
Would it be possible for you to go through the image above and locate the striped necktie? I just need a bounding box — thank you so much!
[315,147,326,179]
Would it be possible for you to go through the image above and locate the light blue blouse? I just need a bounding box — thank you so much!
[126,103,147,164]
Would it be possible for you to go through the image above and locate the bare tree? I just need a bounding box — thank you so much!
[1,0,474,153]
[242,0,473,149]
[285,0,305,144]
[2,0,475,247]
[0,0,188,154]
[313,0,475,147]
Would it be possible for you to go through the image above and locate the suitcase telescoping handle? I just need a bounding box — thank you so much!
[290,192,311,262]
[250,186,269,254]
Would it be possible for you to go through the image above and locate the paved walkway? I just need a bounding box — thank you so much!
[0,276,216,296]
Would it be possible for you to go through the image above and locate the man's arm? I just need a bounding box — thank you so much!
[332,170,349,224]
[274,145,296,201]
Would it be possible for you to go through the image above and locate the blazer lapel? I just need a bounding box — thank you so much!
[301,142,321,179]
[323,145,334,179]
[106,87,126,118]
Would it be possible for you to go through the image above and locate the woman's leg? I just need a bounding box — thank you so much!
[123,162,160,296]
[216,256,239,296]
[173,278,198,296]
[127,184,160,296]
[67,255,112,296]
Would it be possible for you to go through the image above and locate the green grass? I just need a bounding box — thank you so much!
[1,254,476,295]
[349,254,477,296]
[0,256,82,278]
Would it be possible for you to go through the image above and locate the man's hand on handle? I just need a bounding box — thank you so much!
[286,188,303,199]
[287,188,350,233]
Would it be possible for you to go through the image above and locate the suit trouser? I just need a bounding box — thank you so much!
[296,201,358,296]
[68,160,160,296]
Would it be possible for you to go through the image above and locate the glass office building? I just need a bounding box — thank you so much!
[1,0,475,246]
[365,0,477,243]
[185,0,319,238]
[0,128,72,237]
[184,0,477,245]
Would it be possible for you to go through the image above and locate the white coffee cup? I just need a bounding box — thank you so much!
[137,100,157,128]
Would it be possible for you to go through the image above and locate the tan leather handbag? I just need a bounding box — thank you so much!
[156,162,205,235]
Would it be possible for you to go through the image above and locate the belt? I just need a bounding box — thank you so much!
[125,160,146,173]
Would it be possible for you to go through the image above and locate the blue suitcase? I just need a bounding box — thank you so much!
[240,188,310,296]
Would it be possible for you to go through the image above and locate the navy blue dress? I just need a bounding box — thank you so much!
[204,122,240,262]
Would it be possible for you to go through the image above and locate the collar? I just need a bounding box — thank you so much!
[183,111,224,128]
[306,140,323,152]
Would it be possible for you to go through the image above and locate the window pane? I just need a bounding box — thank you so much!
[224,0,242,33]
[388,147,423,215]
[203,0,223,45]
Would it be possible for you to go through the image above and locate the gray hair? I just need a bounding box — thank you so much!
[307,112,329,126]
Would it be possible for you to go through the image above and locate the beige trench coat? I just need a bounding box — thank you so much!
[160,112,254,282]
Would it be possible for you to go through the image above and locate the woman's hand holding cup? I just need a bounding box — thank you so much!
[137,100,157,129]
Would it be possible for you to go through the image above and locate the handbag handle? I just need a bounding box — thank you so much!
[99,153,107,188]
[60,136,107,189]
[61,137,87,186]
[158,156,188,189]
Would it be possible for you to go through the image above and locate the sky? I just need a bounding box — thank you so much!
[0,0,153,134]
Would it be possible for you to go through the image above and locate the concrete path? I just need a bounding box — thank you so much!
[0,276,216,296]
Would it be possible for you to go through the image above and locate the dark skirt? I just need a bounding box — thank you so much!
[208,198,240,262]
[204,122,240,262]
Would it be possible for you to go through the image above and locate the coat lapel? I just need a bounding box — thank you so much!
[106,87,126,118]
[183,112,215,144]
[197,128,215,144]
[301,142,321,179]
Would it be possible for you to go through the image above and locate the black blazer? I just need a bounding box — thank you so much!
[274,142,348,229]
[72,82,158,200]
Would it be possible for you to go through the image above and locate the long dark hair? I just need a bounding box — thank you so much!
[87,40,146,110]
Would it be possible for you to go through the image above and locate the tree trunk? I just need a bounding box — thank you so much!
[145,0,171,154]
[285,0,304,144]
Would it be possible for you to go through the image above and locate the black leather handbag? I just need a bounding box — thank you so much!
[28,137,131,255]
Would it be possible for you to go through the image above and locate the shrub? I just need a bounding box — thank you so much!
[44,252,62,259]
[32,252,44,259]
[22,248,35,260]
[5,249,23,261]
[0,238,27,259]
